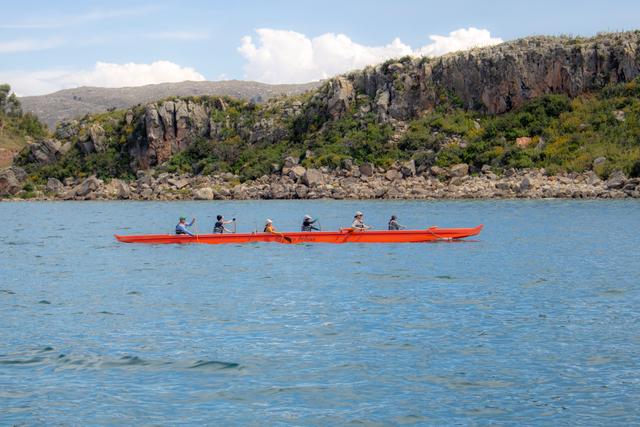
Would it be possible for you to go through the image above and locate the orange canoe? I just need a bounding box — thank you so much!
[114,225,483,245]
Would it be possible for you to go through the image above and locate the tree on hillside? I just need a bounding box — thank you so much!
[0,84,22,117]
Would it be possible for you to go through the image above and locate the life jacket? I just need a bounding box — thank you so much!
[264,225,274,233]
[213,221,224,233]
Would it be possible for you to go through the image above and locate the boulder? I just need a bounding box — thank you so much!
[290,165,307,179]
[295,185,309,198]
[78,124,106,154]
[341,158,353,170]
[429,166,448,177]
[606,170,626,189]
[385,169,402,181]
[140,188,153,199]
[0,167,27,196]
[105,179,130,199]
[193,187,214,200]
[518,176,532,192]
[54,120,79,140]
[24,139,66,165]
[76,176,103,197]
[584,171,602,186]
[45,178,64,194]
[359,163,375,177]
[449,163,469,178]
[168,178,190,189]
[400,160,416,177]
[302,168,325,187]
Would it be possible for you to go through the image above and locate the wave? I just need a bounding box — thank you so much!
[0,347,241,373]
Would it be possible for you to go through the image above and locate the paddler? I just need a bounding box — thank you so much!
[351,211,372,230]
[175,216,196,236]
[301,214,320,232]
[388,215,406,230]
[263,219,275,233]
[213,215,235,233]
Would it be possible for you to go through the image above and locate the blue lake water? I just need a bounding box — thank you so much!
[1,200,639,425]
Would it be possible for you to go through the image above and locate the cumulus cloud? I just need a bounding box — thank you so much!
[415,27,502,57]
[0,60,205,96]
[239,27,502,83]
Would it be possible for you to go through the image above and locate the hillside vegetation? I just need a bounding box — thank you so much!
[14,78,640,182]
[0,84,48,167]
[8,31,640,183]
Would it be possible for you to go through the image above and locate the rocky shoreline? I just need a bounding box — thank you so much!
[1,160,639,201]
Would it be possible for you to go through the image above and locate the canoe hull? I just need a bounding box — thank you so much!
[114,225,483,245]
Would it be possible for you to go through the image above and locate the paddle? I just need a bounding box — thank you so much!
[193,220,200,243]
[426,226,450,241]
[270,231,293,243]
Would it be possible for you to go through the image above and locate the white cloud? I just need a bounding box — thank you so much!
[415,27,503,57]
[0,60,205,96]
[239,27,502,83]
[0,38,64,53]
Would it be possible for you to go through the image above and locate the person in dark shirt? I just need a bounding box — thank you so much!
[388,215,406,230]
[213,215,235,233]
[301,215,319,232]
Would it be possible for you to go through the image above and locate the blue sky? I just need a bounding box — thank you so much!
[1,0,638,95]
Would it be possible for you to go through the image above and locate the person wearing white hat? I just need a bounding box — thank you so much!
[301,214,319,232]
[263,219,275,233]
[351,211,372,230]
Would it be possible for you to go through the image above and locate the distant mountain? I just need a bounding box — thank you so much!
[19,80,322,129]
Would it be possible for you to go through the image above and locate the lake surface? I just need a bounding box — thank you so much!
[1,200,639,425]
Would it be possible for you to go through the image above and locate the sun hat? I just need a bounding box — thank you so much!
[304,214,312,219]
[354,211,363,217]
[266,219,273,223]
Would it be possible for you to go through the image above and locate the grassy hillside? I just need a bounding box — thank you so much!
[0,84,48,167]
[11,77,640,182]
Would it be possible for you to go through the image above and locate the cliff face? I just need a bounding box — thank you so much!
[16,31,640,174]
[309,31,640,124]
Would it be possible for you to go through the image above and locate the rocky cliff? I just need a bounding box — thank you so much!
[129,31,640,170]
[8,31,640,198]
[309,31,640,122]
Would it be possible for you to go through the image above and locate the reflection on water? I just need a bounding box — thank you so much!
[1,199,639,425]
